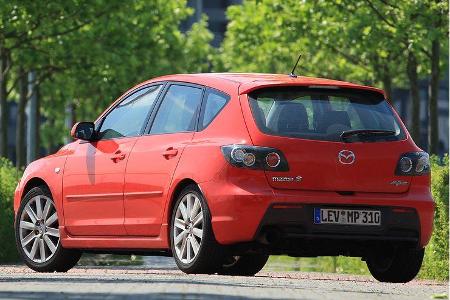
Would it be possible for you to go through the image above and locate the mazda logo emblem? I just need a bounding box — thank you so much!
[338,150,355,164]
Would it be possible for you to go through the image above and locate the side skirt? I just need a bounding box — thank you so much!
[60,224,170,250]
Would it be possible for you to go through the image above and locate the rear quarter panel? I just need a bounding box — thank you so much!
[163,85,253,225]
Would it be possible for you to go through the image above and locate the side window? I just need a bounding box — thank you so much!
[201,89,230,129]
[99,85,162,139]
[150,84,203,134]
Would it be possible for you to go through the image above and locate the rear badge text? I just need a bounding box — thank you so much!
[272,176,302,182]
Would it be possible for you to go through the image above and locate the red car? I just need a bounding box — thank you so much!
[14,73,433,282]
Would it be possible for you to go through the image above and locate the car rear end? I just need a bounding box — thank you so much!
[212,82,433,264]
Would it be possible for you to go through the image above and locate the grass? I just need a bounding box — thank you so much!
[264,255,369,275]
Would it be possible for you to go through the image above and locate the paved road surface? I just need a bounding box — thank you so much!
[0,264,447,299]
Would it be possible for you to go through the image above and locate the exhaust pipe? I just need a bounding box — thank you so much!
[263,228,283,245]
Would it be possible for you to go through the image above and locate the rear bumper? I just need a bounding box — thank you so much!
[200,179,434,248]
[254,204,421,256]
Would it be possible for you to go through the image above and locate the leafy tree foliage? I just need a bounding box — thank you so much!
[0,0,214,161]
[219,0,448,151]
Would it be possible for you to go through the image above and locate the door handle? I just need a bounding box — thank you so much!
[162,147,178,159]
[111,153,126,163]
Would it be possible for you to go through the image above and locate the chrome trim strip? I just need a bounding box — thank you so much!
[124,191,163,198]
[66,191,163,200]
[65,193,123,200]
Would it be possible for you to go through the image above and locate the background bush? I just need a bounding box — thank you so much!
[0,158,21,262]
[419,155,449,280]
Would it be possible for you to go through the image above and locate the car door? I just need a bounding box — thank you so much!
[124,83,204,236]
[63,84,164,236]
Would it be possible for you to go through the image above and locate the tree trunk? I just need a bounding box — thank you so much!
[16,68,27,168]
[26,71,38,164]
[381,67,393,102]
[407,51,421,143]
[33,84,40,158]
[428,39,440,154]
[0,47,8,158]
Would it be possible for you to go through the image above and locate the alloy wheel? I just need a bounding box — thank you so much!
[173,192,204,264]
[19,195,60,263]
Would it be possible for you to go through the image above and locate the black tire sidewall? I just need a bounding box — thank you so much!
[367,247,424,283]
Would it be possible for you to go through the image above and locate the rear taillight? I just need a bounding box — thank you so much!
[395,152,430,176]
[221,145,289,171]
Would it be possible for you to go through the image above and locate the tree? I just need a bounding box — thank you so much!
[425,1,448,154]
[219,0,448,151]
[357,0,448,151]
[1,0,123,160]
[1,1,215,162]
[37,1,214,151]
[15,67,26,168]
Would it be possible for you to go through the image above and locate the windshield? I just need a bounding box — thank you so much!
[248,87,405,142]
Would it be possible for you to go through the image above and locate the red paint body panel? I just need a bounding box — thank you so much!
[201,175,434,247]
[124,132,194,236]
[14,145,73,218]
[60,224,169,250]
[62,138,137,236]
[13,73,434,253]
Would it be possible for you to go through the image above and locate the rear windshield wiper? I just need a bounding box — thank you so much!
[341,129,396,142]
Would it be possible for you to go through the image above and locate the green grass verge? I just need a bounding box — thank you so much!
[265,255,369,275]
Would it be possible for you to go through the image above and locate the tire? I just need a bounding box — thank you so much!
[15,186,81,272]
[366,246,424,283]
[170,184,224,274]
[218,254,269,276]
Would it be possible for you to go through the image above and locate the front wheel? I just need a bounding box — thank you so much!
[170,185,224,274]
[366,247,424,283]
[15,186,81,272]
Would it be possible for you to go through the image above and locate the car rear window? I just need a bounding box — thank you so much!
[248,87,406,142]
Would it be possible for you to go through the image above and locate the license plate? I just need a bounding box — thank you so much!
[314,208,381,226]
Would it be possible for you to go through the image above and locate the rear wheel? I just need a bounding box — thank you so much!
[366,246,424,283]
[218,254,269,276]
[170,185,224,274]
[15,186,81,272]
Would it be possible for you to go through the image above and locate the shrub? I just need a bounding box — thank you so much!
[419,155,449,281]
[0,157,21,262]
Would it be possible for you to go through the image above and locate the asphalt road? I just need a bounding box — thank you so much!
[0,262,447,300]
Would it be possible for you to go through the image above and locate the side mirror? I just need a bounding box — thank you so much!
[71,122,96,141]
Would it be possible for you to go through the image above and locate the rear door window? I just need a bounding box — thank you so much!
[249,87,405,142]
[150,84,203,134]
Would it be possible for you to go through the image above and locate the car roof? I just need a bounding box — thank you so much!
[143,73,385,96]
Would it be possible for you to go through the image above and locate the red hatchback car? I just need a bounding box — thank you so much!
[14,73,433,282]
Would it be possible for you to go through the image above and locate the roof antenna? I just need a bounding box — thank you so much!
[289,54,302,78]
